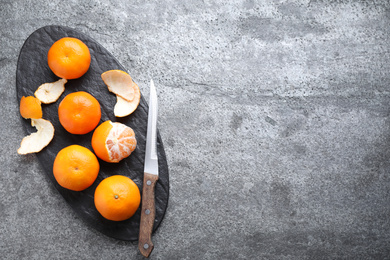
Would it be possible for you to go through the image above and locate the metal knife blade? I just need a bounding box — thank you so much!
[138,79,159,258]
[144,79,159,177]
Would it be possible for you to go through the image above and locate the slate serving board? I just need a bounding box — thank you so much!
[16,25,169,241]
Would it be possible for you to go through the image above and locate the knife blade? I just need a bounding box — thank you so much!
[138,79,159,258]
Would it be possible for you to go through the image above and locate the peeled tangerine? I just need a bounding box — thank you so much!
[91,120,137,163]
[34,78,67,104]
[101,70,140,117]
[17,118,55,155]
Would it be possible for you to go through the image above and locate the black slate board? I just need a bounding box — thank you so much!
[16,25,169,241]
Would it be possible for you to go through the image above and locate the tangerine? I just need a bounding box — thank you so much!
[58,91,101,135]
[53,145,100,191]
[91,120,137,163]
[47,37,91,79]
[94,175,141,221]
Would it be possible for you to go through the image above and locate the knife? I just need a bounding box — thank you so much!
[139,79,159,257]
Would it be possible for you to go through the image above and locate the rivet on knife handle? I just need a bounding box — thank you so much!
[138,172,159,257]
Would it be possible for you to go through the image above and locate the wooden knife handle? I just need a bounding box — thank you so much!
[138,172,159,257]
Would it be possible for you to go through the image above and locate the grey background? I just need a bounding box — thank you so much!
[1,1,390,259]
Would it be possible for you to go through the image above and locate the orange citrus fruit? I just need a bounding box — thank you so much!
[94,175,141,221]
[53,145,100,191]
[20,96,42,119]
[58,91,101,135]
[91,120,137,163]
[47,37,91,79]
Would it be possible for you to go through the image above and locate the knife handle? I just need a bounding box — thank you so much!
[138,172,159,257]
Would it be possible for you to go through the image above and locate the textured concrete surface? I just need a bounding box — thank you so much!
[1,1,390,259]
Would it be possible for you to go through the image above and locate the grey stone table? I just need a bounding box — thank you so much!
[1,1,389,259]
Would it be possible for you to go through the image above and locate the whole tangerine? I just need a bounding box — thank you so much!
[48,37,91,79]
[53,145,100,191]
[94,175,141,221]
[58,91,101,135]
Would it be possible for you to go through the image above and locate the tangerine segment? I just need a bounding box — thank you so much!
[20,96,42,119]
[91,120,137,163]
[53,145,100,191]
[58,91,101,135]
[94,175,141,221]
[107,122,137,161]
[48,37,91,79]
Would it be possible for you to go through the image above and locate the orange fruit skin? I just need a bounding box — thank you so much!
[91,120,112,162]
[58,91,101,135]
[53,145,100,191]
[94,175,141,221]
[20,96,42,119]
[48,37,91,80]
[91,120,137,163]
